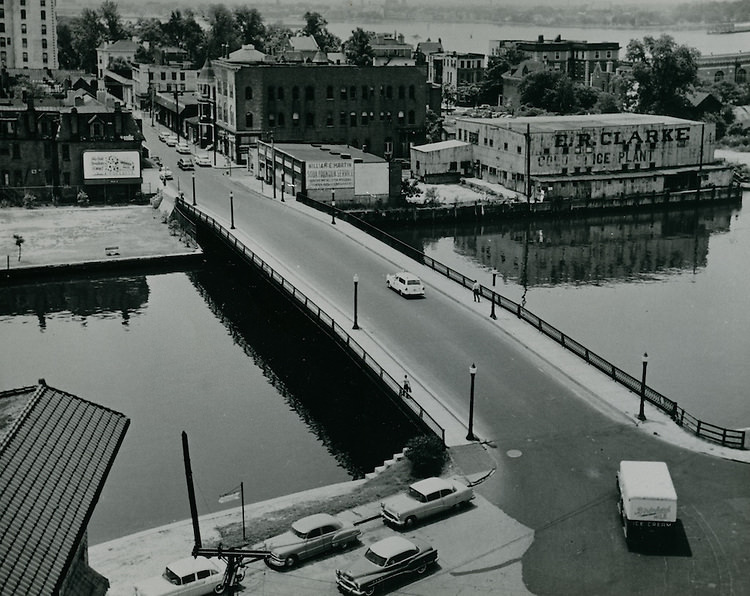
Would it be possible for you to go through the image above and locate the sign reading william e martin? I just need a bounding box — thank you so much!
[83,150,141,184]
[306,160,354,190]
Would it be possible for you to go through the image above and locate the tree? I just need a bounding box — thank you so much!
[234,7,266,50]
[162,10,206,64]
[264,23,293,56]
[71,9,105,73]
[99,0,129,42]
[519,71,578,113]
[404,435,447,478]
[480,49,527,105]
[424,108,443,143]
[206,5,239,60]
[343,28,374,66]
[625,34,700,117]
[301,11,340,52]
[133,17,163,47]
[456,81,481,107]
[57,20,78,69]
[13,234,24,262]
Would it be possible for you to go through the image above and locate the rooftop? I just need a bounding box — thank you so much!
[267,143,386,164]
[412,140,470,153]
[0,380,129,595]
[458,113,698,133]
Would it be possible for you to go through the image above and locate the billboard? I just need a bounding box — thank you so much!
[83,150,141,184]
[305,160,354,190]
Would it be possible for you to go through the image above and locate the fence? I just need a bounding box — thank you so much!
[174,198,445,444]
[296,193,747,450]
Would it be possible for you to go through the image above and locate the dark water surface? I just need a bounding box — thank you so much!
[388,202,750,429]
[0,258,418,544]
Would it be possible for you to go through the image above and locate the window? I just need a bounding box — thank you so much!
[180,72,185,81]
[326,85,334,99]
[278,112,285,127]
[386,85,393,99]
[20,9,26,19]
[268,113,275,127]
[292,112,299,126]
[171,71,177,80]
[361,85,368,99]
[326,112,334,126]
[517,145,522,153]
[277,86,284,100]
[449,161,457,171]
[22,51,28,63]
[408,110,415,124]
[245,86,252,100]
[305,86,314,100]
[63,172,71,186]
[409,85,415,99]
[361,111,368,125]
[42,52,48,64]
[245,112,253,127]
[350,112,357,127]
[339,111,346,125]
[22,39,27,49]
[340,86,347,100]
[305,113,314,127]
[292,86,299,100]
[42,39,47,49]
[350,85,356,99]
[62,145,70,160]
[160,72,166,81]
[714,71,724,83]
[21,24,27,34]
[41,24,46,34]
[197,570,210,580]
[40,10,46,20]
[90,121,104,138]
[398,85,405,99]
[268,86,275,100]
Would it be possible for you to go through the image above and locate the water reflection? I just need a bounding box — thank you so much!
[0,276,148,329]
[392,207,733,288]
[187,259,419,478]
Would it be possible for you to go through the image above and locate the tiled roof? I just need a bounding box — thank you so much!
[0,381,129,595]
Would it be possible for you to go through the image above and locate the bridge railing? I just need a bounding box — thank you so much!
[295,193,746,450]
[175,199,446,444]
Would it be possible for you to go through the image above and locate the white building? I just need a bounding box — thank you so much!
[1,0,58,69]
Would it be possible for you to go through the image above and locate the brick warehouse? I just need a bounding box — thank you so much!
[435,113,734,200]
[198,45,441,166]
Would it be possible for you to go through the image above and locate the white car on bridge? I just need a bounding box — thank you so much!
[386,272,425,297]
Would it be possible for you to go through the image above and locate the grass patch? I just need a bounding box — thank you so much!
[212,459,418,548]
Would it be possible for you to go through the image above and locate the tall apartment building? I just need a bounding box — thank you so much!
[0,0,58,69]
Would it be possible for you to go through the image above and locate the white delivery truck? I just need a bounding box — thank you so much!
[616,461,677,542]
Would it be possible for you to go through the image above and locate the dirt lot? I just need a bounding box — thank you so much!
[0,203,195,270]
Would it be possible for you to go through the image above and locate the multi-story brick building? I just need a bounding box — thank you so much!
[696,52,749,85]
[196,44,439,165]
[1,0,58,69]
[0,96,143,203]
[490,36,619,84]
[427,52,485,105]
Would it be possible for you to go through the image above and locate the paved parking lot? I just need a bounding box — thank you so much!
[235,495,534,596]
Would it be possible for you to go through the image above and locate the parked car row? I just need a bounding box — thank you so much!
[133,476,471,596]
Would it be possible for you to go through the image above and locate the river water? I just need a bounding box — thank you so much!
[0,259,418,545]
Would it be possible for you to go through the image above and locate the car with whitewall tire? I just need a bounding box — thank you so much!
[380,476,474,528]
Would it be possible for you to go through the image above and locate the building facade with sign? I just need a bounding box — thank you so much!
[256,142,396,205]
[415,113,732,200]
[0,97,143,203]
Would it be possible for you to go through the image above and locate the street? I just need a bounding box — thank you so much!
[144,120,750,595]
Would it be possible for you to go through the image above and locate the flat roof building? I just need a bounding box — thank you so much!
[414,113,733,201]
[1,0,58,69]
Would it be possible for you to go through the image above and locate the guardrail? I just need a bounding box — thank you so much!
[296,193,746,450]
[175,199,446,444]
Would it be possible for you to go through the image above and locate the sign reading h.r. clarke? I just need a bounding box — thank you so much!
[553,126,691,149]
[306,160,355,190]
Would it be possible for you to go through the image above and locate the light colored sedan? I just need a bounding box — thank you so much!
[194,154,212,167]
[264,512,361,569]
[133,556,227,596]
[380,476,474,528]
[176,142,192,154]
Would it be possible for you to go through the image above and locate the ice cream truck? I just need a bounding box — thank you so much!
[616,461,677,543]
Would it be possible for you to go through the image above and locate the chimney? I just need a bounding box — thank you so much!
[538,35,544,43]
[114,102,122,136]
[70,108,78,136]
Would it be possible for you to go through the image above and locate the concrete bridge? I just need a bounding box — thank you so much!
[144,119,750,595]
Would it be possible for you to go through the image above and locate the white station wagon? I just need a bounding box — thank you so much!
[386,272,425,297]
[133,556,226,596]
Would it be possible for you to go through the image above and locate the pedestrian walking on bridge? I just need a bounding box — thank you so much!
[472,280,481,302]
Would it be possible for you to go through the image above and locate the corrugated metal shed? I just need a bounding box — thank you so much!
[0,381,129,595]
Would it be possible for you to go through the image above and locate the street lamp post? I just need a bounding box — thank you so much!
[331,190,336,225]
[229,191,235,229]
[353,274,360,329]
[638,353,648,421]
[467,363,477,441]
[281,173,285,202]
[191,172,196,206]
[492,268,497,286]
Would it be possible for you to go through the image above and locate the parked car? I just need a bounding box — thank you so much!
[157,131,170,143]
[176,142,191,154]
[264,512,361,569]
[385,271,425,297]
[335,536,438,595]
[380,476,474,528]
[194,154,212,167]
[178,158,194,170]
[133,555,227,596]
[159,167,173,181]
[165,135,178,147]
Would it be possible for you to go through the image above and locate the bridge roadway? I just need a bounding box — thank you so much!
[148,125,750,595]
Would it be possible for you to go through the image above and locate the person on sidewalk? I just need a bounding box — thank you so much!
[400,375,412,399]
[472,280,481,302]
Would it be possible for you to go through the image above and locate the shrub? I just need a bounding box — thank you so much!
[404,434,448,478]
